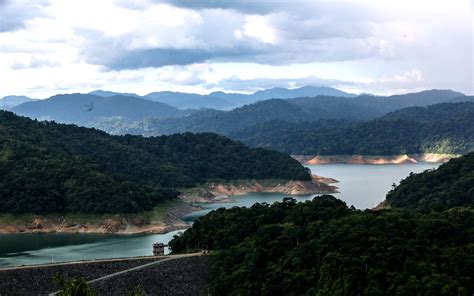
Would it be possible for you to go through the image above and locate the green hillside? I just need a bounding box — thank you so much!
[170,196,474,295]
[95,90,466,137]
[0,111,310,214]
[386,152,474,210]
[169,149,474,295]
[232,102,474,155]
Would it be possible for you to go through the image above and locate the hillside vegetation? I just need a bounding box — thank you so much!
[233,102,474,155]
[386,152,474,210]
[96,89,464,135]
[170,152,474,295]
[170,196,474,295]
[0,111,310,214]
[94,92,474,157]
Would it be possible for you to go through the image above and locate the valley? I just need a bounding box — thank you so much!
[1,1,473,294]
[1,87,473,294]
[0,175,336,235]
[0,162,439,267]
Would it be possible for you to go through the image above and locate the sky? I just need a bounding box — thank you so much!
[0,0,472,98]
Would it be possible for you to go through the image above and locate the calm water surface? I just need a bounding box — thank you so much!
[0,163,439,267]
[0,231,181,267]
[308,163,439,209]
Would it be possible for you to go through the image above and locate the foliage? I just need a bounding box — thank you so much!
[101,98,380,136]
[231,102,474,155]
[128,284,146,296]
[387,152,474,210]
[97,97,474,156]
[169,196,474,295]
[54,275,96,296]
[53,274,146,296]
[0,111,310,214]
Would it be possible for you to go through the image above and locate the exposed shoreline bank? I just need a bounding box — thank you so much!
[0,175,337,235]
[0,200,197,235]
[180,174,338,203]
[293,153,458,165]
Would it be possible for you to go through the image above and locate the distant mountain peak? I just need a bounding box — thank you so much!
[85,86,356,110]
[0,95,35,109]
[89,90,140,98]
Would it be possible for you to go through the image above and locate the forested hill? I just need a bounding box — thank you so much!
[9,90,467,141]
[231,102,474,155]
[0,111,310,214]
[170,196,474,294]
[11,93,187,126]
[386,152,474,210]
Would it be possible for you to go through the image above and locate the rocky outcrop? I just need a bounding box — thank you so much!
[100,219,125,233]
[0,202,200,234]
[0,175,336,234]
[293,153,458,165]
[182,175,338,202]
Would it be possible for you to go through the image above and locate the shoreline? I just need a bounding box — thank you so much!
[0,200,198,235]
[293,153,458,165]
[0,175,337,235]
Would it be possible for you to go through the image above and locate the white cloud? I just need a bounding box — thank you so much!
[239,15,278,45]
[0,0,472,98]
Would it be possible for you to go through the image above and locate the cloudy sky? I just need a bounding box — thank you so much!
[0,0,472,98]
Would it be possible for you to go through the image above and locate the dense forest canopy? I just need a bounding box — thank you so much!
[231,102,474,155]
[170,196,474,295]
[170,155,474,295]
[9,89,472,157]
[0,111,310,214]
[386,152,474,210]
[93,96,474,156]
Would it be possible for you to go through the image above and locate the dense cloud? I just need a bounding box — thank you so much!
[0,0,472,97]
[209,75,354,92]
[76,2,382,70]
[0,0,48,32]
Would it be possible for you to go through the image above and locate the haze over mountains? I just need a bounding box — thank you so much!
[90,89,468,135]
[12,93,187,126]
[0,96,36,110]
[90,86,354,110]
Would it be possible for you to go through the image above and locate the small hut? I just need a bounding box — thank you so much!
[152,243,165,256]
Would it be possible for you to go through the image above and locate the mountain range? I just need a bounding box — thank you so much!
[6,87,473,156]
[90,86,355,110]
[99,89,468,136]
[12,93,187,127]
[5,86,356,123]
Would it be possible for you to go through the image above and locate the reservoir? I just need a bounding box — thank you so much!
[0,163,439,267]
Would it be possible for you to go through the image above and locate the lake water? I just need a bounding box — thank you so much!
[307,163,439,209]
[0,163,439,267]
